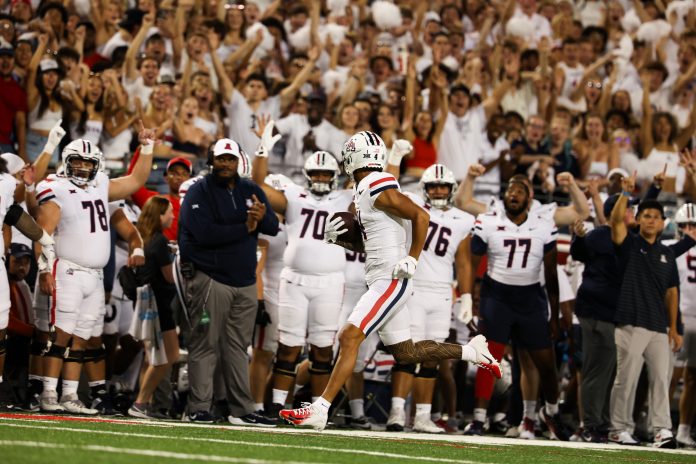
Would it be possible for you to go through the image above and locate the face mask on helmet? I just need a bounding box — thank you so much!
[303,151,338,195]
[341,131,387,180]
[675,203,696,232]
[61,139,102,187]
[419,164,457,209]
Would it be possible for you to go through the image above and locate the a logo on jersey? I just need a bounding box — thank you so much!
[66,269,74,275]
[192,204,199,209]
[246,199,253,208]
[299,193,307,198]
[497,226,506,231]
[69,189,77,194]
[660,254,667,263]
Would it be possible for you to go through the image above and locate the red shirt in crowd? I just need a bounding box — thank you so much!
[406,137,437,170]
[0,75,27,145]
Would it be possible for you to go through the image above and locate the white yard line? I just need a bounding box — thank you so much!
[0,440,319,464]
[0,422,479,464]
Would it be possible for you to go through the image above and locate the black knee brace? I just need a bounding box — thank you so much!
[64,349,86,364]
[415,366,439,379]
[83,346,107,363]
[273,358,299,377]
[392,362,417,375]
[44,344,67,359]
[0,337,6,356]
[308,349,333,375]
[30,340,48,356]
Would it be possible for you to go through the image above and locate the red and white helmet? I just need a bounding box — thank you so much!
[303,151,339,194]
[61,139,103,186]
[675,203,696,226]
[419,164,457,209]
[341,131,387,180]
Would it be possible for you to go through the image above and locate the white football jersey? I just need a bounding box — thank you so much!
[282,183,352,275]
[354,172,412,286]
[36,172,112,269]
[405,192,475,286]
[676,246,696,318]
[474,202,557,286]
[344,249,367,288]
[179,175,203,204]
[0,173,19,252]
[260,222,288,297]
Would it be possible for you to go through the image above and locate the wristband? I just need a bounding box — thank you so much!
[38,230,54,247]
[131,247,145,258]
[25,183,35,193]
[140,142,154,155]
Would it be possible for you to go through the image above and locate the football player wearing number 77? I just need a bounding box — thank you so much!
[279,131,500,431]
[32,123,153,414]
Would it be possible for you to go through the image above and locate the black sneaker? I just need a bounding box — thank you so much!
[538,407,570,441]
[229,412,277,428]
[22,393,40,412]
[266,403,284,419]
[581,427,607,443]
[464,420,485,436]
[183,410,215,424]
[92,394,117,416]
[490,418,510,435]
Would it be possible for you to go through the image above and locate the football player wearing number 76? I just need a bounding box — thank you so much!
[279,131,501,431]
[33,123,153,414]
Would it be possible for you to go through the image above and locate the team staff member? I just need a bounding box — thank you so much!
[179,138,278,425]
[609,173,682,449]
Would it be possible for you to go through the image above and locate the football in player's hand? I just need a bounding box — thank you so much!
[330,211,360,244]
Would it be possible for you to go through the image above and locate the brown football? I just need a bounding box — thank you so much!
[330,211,361,244]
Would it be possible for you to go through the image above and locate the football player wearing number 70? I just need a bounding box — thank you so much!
[279,131,501,431]
[252,120,353,416]
[33,127,153,414]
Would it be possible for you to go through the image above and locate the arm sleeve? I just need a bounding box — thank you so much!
[643,183,661,201]
[179,185,251,245]
[255,185,279,236]
[570,235,589,262]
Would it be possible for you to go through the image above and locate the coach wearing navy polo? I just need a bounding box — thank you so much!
[179,138,278,426]
[608,175,681,449]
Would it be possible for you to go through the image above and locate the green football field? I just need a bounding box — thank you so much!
[0,413,694,464]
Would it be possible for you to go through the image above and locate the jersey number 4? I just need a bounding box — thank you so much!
[503,238,531,268]
[82,199,108,233]
[424,222,451,257]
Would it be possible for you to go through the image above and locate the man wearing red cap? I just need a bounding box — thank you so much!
[127,151,192,240]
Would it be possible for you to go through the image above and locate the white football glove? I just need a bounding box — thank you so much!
[387,139,413,166]
[392,255,418,279]
[456,293,473,324]
[37,230,55,274]
[42,119,65,154]
[323,216,347,244]
[254,120,282,158]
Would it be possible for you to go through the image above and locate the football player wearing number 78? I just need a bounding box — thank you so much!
[32,123,153,414]
[279,131,501,431]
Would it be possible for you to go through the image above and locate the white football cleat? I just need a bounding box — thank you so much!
[279,403,328,431]
[60,393,98,415]
[386,407,406,431]
[467,335,502,379]
[413,414,445,434]
[40,390,65,413]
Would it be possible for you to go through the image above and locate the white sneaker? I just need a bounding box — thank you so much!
[413,414,445,434]
[279,403,328,431]
[60,393,98,415]
[386,407,405,432]
[40,390,65,413]
[467,335,502,379]
[608,430,640,445]
[518,417,536,440]
[677,434,696,448]
[653,428,677,449]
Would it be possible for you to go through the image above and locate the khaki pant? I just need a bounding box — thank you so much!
[610,325,672,433]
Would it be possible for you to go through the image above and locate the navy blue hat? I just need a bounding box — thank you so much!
[603,193,640,218]
[10,243,32,258]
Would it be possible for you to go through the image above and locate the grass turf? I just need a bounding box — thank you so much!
[0,415,694,464]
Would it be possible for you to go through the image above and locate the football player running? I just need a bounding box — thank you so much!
[252,121,352,413]
[278,131,500,431]
[34,124,153,414]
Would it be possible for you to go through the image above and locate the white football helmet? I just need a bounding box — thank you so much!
[675,203,696,225]
[303,151,339,194]
[61,139,103,186]
[419,164,457,209]
[341,131,387,180]
[265,173,294,191]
